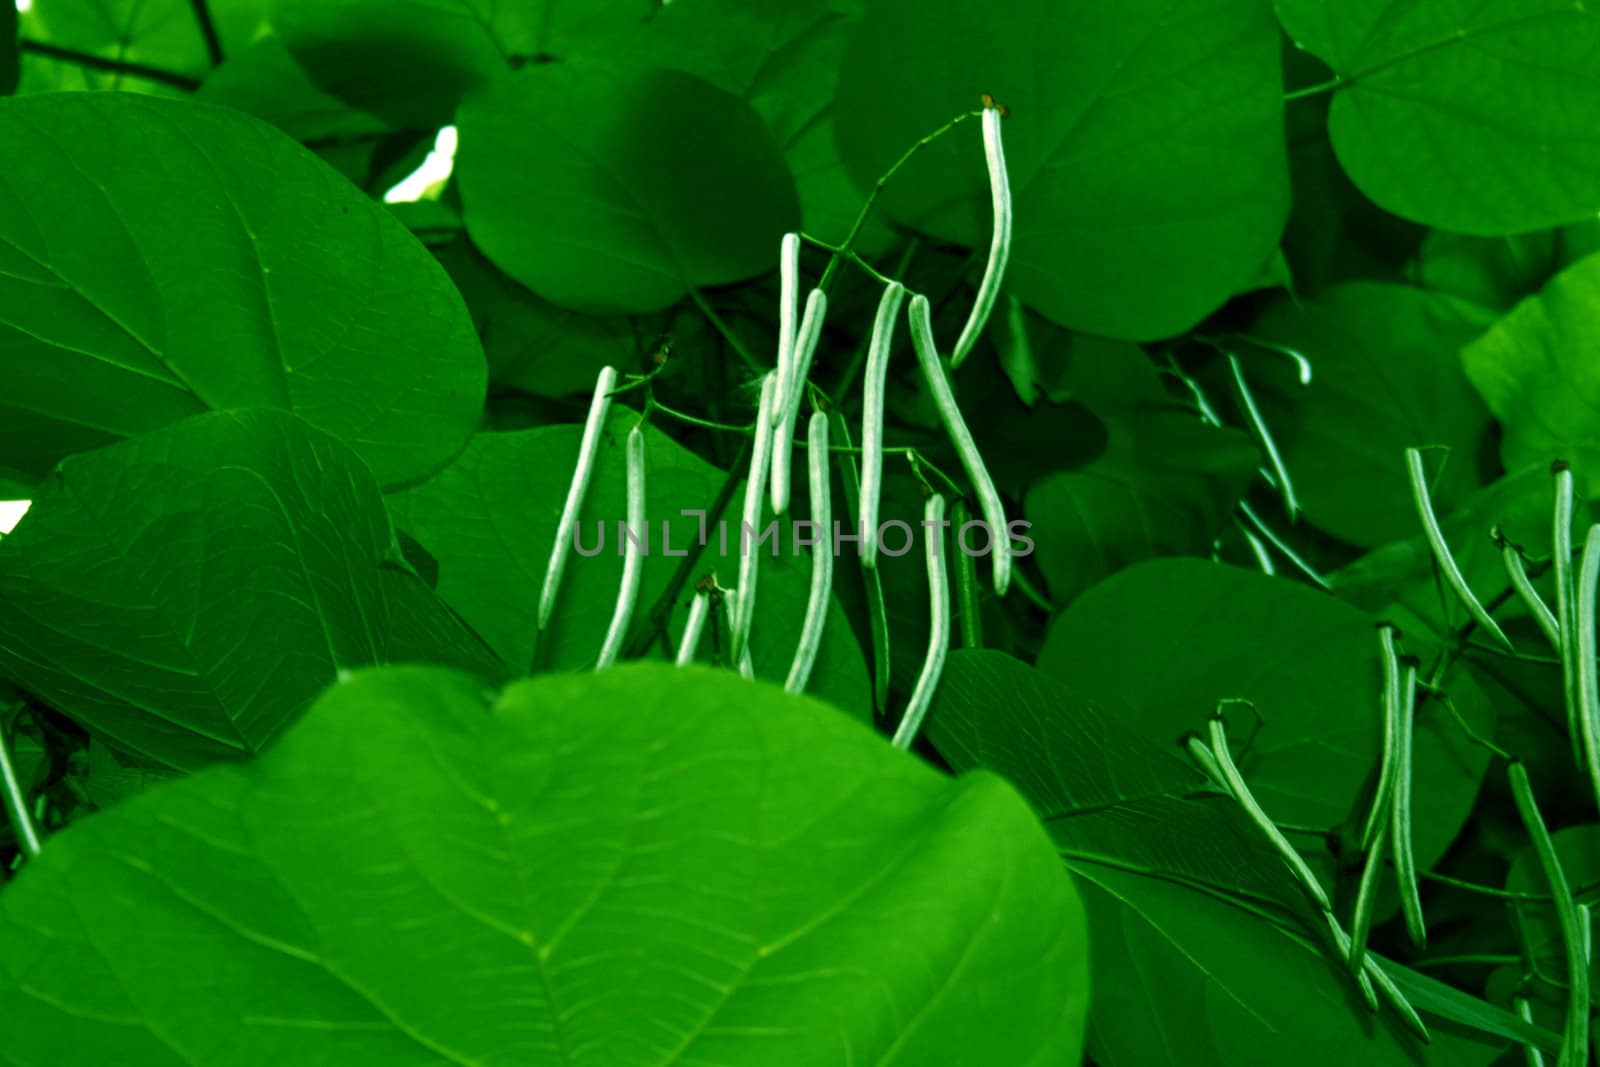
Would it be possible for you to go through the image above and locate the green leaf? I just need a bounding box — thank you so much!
[456,61,802,315]
[0,93,485,487]
[0,409,502,772]
[927,649,1203,814]
[19,0,264,95]
[1076,865,1504,1066]
[638,0,889,252]
[1506,823,1600,1004]
[926,651,1505,1066]
[195,33,393,143]
[834,0,1289,341]
[1022,432,1256,606]
[1021,344,1257,604]
[1038,558,1492,852]
[1275,0,1600,234]
[0,664,1090,1066]
[386,416,873,717]
[434,236,637,399]
[1249,283,1492,547]
[270,0,653,127]
[1462,252,1600,495]
[1414,230,1565,317]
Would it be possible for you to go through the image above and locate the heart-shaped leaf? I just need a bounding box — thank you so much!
[0,92,485,486]
[0,663,1090,1066]
[0,409,501,770]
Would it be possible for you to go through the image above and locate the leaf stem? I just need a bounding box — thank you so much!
[1283,75,1344,102]
[187,0,225,67]
[817,110,983,295]
[19,39,202,90]
[0,712,41,861]
[688,288,762,373]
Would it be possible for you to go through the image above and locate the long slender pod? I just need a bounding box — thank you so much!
[1576,524,1600,814]
[891,493,951,749]
[771,289,828,516]
[1195,728,1425,1031]
[908,294,1011,595]
[1238,500,1331,589]
[860,281,906,567]
[1555,463,1582,762]
[1348,816,1391,971]
[722,588,755,679]
[732,373,780,662]
[953,498,984,648]
[1198,717,1332,914]
[1405,447,1512,649]
[786,413,834,693]
[1361,955,1431,1043]
[1361,625,1404,849]
[1509,761,1589,1067]
[1500,531,1560,652]
[595,425,646,669]
[1227,352,1300,523]
[773,232,801,421]
[1390,659,1426,946]
[675,590,711,667]
[949,104,1011,369]
[1320,913,1380,1012]
[830,412,892,717]
[537,365,617,636]
[0,711,41,859]
[1514,996,1548,1067]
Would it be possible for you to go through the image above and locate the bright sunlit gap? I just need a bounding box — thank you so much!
[15,0,32,14]
[0,501,31,535]
[383,126,458,204]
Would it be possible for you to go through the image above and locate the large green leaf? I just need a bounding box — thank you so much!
[0,664,1090,1066]
[456,61,802,315]
[0,409,502,772]
[926,651,1504,1066]
[637,0,888,252]
[1275,0,1600,235]
[1250,283,1492,547]
[834,0,1289,341]
[0,92,485,487]
[387,414,872,717]
[270,0,652,127]
[1038,559,1492,852]
[1461,252,1600,495]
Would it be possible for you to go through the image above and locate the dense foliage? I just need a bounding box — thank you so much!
[1,1,1599,1064]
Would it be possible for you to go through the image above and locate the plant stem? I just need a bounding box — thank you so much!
[1283,76,1344,102]
[187,0,225,66]
[817,110,982,295]
[0,712,41,860]
[688,288,762,373]
[19,39,202,90]
[622,435,752,658]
